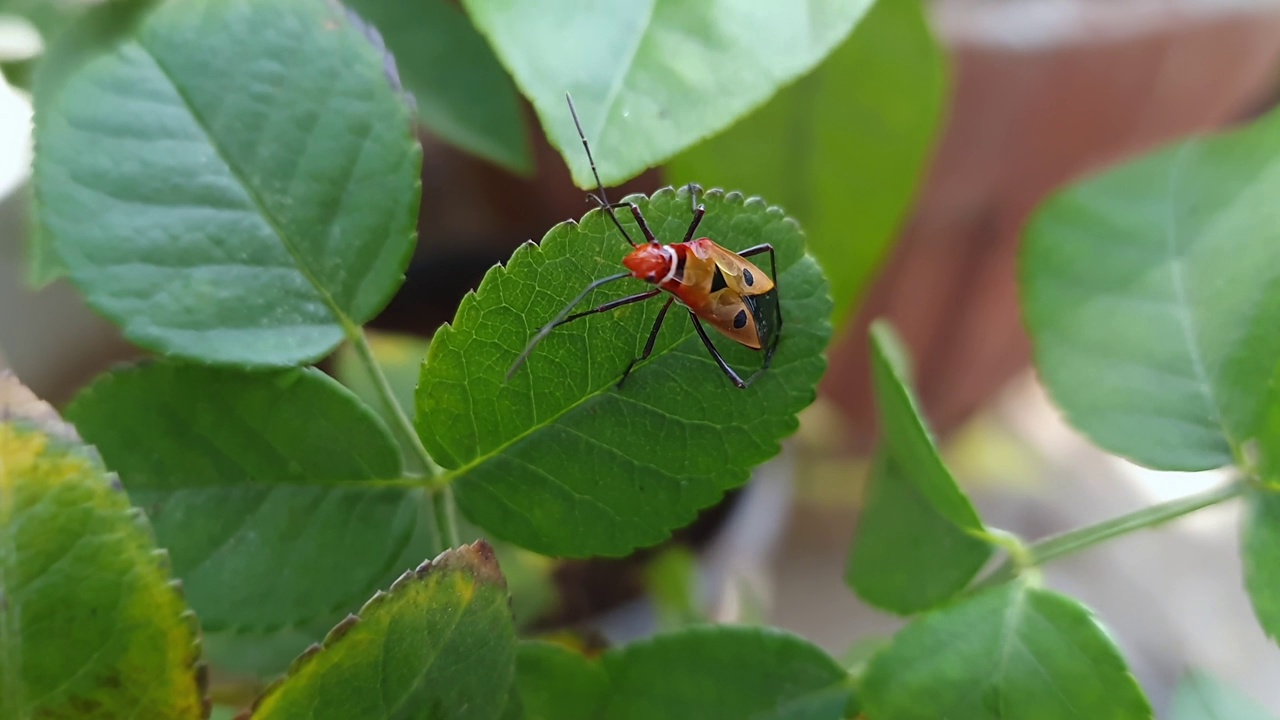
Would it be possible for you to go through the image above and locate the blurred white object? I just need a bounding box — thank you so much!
[0,73,32,200]
[0,14,42,62]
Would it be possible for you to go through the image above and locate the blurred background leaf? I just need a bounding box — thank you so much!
[669,0,946,327]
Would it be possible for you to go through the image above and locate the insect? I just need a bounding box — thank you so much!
[505,94,783,389]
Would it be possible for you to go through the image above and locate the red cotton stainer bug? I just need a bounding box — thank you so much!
[506,94,783,390]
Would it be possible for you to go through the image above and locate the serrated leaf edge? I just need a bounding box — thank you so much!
[239,540,505,719]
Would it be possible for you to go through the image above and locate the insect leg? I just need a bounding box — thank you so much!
[555,288,662,327]
[680,204,706,245]
[617,296,675,389]
[596,200,659,245]
[506,271,636,381]
[687,311,751,389]
[567,93,637,248]
[685,183,702,215]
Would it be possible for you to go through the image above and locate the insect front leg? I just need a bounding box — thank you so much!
[594,200,659,245]
[506,271,638,381]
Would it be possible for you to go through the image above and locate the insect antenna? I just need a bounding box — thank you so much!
[565,93,637,248]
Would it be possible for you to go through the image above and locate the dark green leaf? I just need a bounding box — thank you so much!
[668,0,945,325]
[34,0,421,366]
[846,321,993,613]
[247,541,516,720]
[1022,109,1280,471]
[26,0,158,287]
[342,0,530,173]
[512,641,609,720]
[416,187,831,557]
[601,625,850,720]
[64,362,440,675]
[0,372,204,718]
[1170,670,1276,720]
[462,0,873,188]
[861,582,1151,720]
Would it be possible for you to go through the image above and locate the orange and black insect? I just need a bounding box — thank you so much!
[506,94,783,389]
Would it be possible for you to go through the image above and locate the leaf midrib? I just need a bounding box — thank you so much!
[436,338,808,487]
[133,35,359,338]
[1164,143,1230,446]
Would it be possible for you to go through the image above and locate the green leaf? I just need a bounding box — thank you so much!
[247,541,516,720]
[1170,670,1277,720]
[25,0,158,288]
[462,0,874,188]
[0,372,205,718]
[33,0,421,366]
[1242,484,1280,643]
[602,625,850,720]
[416,187,832,557]
[1022,109,1280,471]
[342,0,530,174]
[846,321,993,613]
[668,0,945,326]
[334,329,435,462]
[64,361,439,675]
[512,641,609,720]
[644,546,703,631]
[1246,366,1280,643]
[0,0,83,40]
[861,582,1151,720]
[511,629,849,720]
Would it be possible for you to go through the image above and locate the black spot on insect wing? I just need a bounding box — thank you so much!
[733,309,748,329]
[743,268,754,286]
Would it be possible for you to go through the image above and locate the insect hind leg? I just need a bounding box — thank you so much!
[687,311,753,389]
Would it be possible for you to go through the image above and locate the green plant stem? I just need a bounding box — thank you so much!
[972,477,1247,593]
[349,327,461,549]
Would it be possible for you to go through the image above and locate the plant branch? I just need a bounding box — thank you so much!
[971,477,1247,593]
[348,327,461,548]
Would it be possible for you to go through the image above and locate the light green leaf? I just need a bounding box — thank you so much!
[644,546,703,631]
[1245,366,1280,643]
[248,541,516,720]
[416,187,831,557]
[0,372,204,719]
[861,582,1151,720]
[512,640,609,720]
[64,361,440,675]
[668,0,945,326]
[1022,109,1280,471]
[462,0,873,188]
[846,321,993,613]
[0,0,83,40]
[602,625,851,720]
[1170,670,1276,720]
[34,0,421,366]
[334,329,435,463]
[342,0,530,173]
[1242,484,1280,643]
